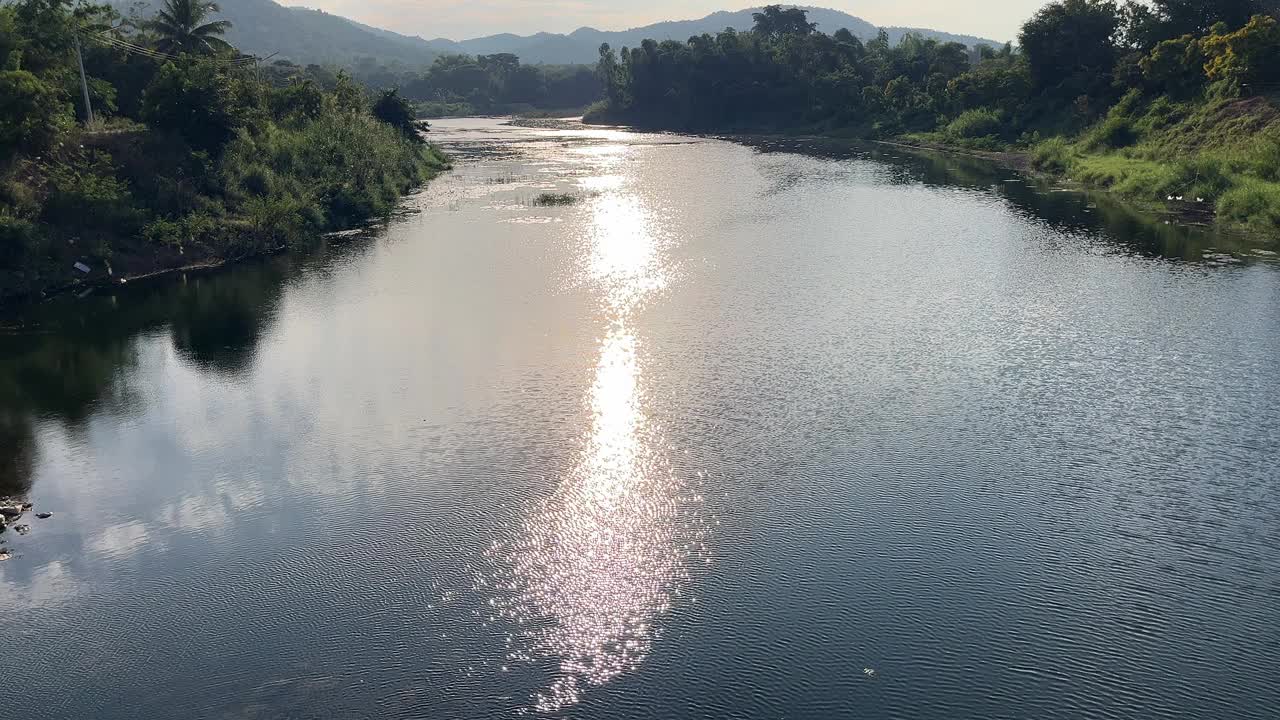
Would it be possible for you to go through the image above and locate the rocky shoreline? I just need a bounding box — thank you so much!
[0,496,52,562]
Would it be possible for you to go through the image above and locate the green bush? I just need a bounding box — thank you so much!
[1170,155,1233,200]
[1082,114,1137,150]
[945,108,1003,140]
[142,60,244,153]
[270,79,325,124]
[142,210,224,249]
[1246,131,1280,181]
[221,111,446,233]
[40,150,147,251]
[1132,96,1184,135]
[1216,177,1280,228]
[1031,137,1075,173]
[0,69,73,158]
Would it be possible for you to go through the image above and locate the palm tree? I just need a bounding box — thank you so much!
[151,0,233,55]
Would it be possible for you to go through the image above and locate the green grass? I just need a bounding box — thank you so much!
[1023,93,1280,232]
[1218,177,1280,228]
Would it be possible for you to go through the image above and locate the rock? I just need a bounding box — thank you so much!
[20,502,32,511]
[0,550,11,562]
[36,512,52,520]
[13,524,30,536]
[0,505,22,519]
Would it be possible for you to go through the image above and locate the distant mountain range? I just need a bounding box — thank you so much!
[117,1,1002,68]
[428,8,1001,65]
[113,0,440,66]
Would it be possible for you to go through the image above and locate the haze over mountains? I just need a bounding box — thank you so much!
[425,7,1001,64]
[118,0,1002,67]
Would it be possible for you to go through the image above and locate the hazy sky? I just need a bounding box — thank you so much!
[298,1,1053,43]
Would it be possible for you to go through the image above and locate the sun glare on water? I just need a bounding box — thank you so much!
[492,141,704,713]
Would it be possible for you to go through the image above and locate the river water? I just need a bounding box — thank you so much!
[1,118,1278,719]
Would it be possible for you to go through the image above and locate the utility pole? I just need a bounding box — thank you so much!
[73,31,95,126]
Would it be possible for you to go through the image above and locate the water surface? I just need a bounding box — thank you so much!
[2,118,1278,720]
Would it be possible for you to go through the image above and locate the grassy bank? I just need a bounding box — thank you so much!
[2,106,448,304]
[896,91,1280,232]
[1025,94,1280,230]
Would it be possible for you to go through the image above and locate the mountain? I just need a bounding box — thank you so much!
[113,0,440,67]
[115,2,1000,69]
[441,7,1003,65]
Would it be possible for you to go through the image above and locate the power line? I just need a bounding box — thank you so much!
[80,28,265,65]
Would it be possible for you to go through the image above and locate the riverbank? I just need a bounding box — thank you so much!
[1,2,452,308]
[896,94,1280,233]
[585,93,1280,242]
[0,136,449,307]
[2,106,449,308]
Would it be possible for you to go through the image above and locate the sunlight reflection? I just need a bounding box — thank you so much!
[504,323,688,712]
[497,165,701,712]
[587,193,668,314]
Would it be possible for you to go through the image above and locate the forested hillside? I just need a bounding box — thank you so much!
[590,2,1280,232]
[0,0,447,301]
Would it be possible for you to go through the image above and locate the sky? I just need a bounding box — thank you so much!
[296,1,1054,44]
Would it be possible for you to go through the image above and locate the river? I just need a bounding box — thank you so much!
[1,118,1278,719]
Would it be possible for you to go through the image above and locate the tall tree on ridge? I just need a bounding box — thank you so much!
[150,0,231,55]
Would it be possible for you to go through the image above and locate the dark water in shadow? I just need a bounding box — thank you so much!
[1,118,1277,720]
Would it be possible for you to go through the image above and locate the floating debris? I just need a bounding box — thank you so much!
[36,512,52,520]
[0,549,11,562]
[73,261,91,274]
[863,667,877,678]
[13,525,30,536]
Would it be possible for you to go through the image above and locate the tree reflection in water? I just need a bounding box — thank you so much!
[0,254,292,493]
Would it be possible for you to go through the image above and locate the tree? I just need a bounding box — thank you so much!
[0,69,73,157]
[597,43,623,106]
[150,0,231,55]
[270,78,323,122]
[1153,0,1261,37]
[329,70,364,112]
[371,88,422,141]
[1119,0,1165,51]
[1140,34,1207,95]
[142,58,242,151]
[751,5,816,39]
[1019,0,1120,101]
[1202,14,1280,90]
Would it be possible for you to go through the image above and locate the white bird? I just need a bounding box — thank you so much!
[1197,197,1205,203]
[1167,195,1174,201]
[1176,195,1184,201]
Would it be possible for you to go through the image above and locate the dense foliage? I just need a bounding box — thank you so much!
[346,53,602,116]
[590,2,1280,231]
[0,0,447,300]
